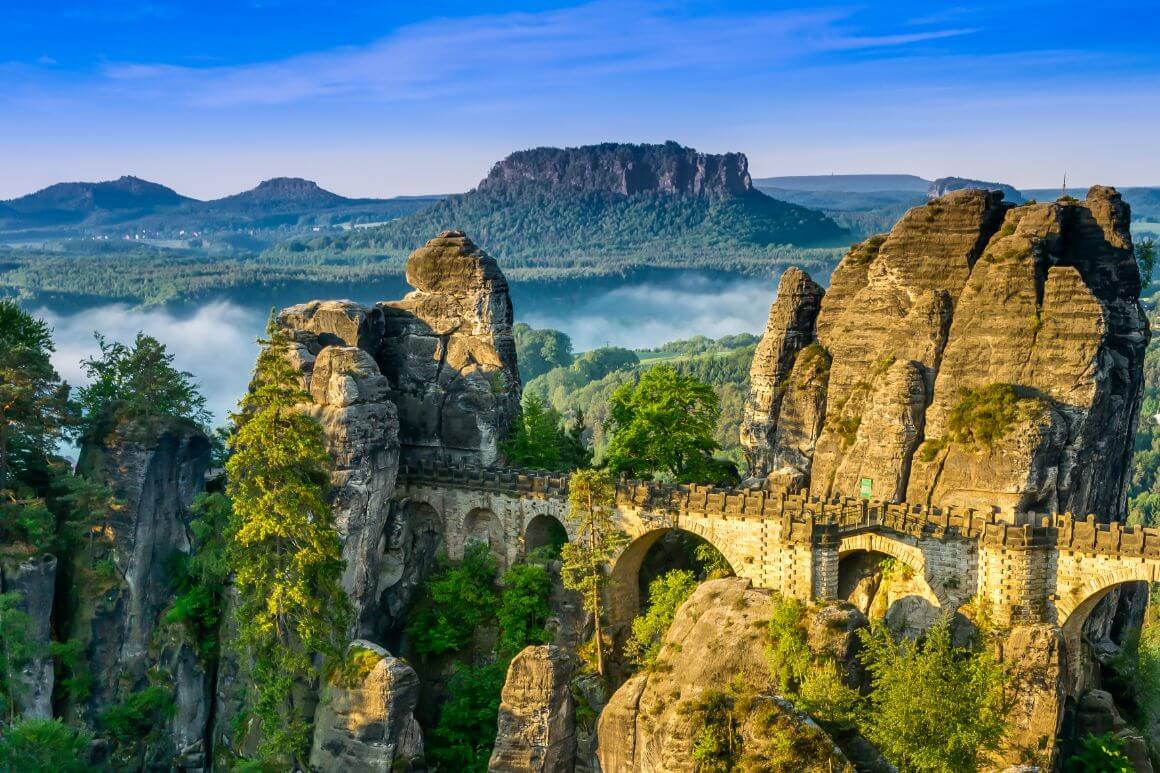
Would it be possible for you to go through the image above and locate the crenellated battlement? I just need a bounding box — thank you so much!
[395,462,1160,634]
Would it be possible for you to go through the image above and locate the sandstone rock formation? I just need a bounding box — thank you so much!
[740,267,824,481]
[0,553,57,718]
[274,231,520,633]
[929,176,1024,203]
[309,640,423,773]
[597,578,855,772]
[489,645,577,772]
[478,141,753,197]
[70,417,213,767]
[742,186,1148,521]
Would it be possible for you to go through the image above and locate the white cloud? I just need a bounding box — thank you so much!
[95,2,974,107]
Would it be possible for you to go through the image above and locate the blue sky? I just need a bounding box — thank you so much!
[3,0,1158,199]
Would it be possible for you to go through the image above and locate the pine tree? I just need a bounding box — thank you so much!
[560,468,627,678]
[225,321,350,765]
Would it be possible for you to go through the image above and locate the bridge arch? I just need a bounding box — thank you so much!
[1057,567,1159,635]
[463,506,503,557]
[523,513,569,556]
[837,532,950,635]
[605,526,738,644]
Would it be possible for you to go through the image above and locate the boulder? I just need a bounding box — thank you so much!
[489,645,578,772]
[310,640,423,773]
[597,578,855,772]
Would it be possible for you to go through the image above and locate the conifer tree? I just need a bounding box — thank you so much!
[225,321,350,765]
[560,468,627,678]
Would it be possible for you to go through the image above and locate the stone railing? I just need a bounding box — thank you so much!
[396,461,1157,557]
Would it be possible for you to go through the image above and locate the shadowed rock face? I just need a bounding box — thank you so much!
[742,186,1148,520]
[489,645,578,773]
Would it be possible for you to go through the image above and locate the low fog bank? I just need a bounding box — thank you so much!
[28,271,779,434]
[35,301,265,431]
[522,272,776,351]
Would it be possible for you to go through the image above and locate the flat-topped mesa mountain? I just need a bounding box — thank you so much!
[477,140,753,197]
[289,142,848,277]
[742,185,1148,520]
[929,175,1024,203]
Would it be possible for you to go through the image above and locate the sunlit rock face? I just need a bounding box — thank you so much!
[742,186,1148,521]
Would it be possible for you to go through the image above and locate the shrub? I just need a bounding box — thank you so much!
[1064,732,1133,772]
[624,569,699,668]
[497,562,553,656]
[328,645,384,689]
[99,684,175,758]
[406,543,499,658]
[946,383,1028,448]
[426,661,508,772]
[858,616,1009,772]
[0,718,92,772]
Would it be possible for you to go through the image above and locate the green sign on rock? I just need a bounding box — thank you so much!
[859,478,873,498]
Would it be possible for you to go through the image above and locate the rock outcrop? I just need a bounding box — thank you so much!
[489,645,577,772]
[70,417,212,767]
[597,578,855,772]
[740,268,825,480]
[0,553,57,719]
[929,176,1025,203]
[309,641,423,773]
[742,186,1148,520]
[478,141,753,197]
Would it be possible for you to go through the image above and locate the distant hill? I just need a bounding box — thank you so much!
[1025,186,1160,222]
[0,175,440,243]
[267,142,848,279]
[752,174,930,193]
[3,175,194,227]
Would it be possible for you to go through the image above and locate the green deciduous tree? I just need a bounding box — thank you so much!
[513,323,574,382]
[75,332,209,438]
[1137,237,1157,290]
[858,616,1009,772]
[603,365,724,483]
[560,468,627,678]
[497,561,552,656]
[225,322,350,765]
[426,661,508,772]
[0,592,35,722]
[0,301,70,492]
[406,542,499,658]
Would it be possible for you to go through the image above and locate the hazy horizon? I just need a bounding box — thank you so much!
[3,0,1158,200]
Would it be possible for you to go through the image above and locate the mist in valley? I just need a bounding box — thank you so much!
[29,270,779,430]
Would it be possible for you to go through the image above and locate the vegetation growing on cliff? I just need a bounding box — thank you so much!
[75,332,210,439]
[501,393,590,471]
[225,322,351,766]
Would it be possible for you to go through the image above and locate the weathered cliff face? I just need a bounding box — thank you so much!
[478,141,753,197]
[489,645,578,773]
[275,231,519,633]
[309,640,423,772]
[740,267,825,480]
[0,553,56,719]
[597,578,856,773]
[71,417,212,767]
[742,186,1148,520]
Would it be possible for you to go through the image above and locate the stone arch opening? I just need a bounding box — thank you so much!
[837,542,941,639]
[606,527,735,644]
[1059,577,1151,694]
[463,506,502,556]
[524,513,568,558]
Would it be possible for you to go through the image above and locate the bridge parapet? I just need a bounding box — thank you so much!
[396,462,1160,563]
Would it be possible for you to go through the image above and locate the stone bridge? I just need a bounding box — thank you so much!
[394,461,1160,661]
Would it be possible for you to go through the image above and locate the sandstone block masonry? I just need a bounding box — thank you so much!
[396,461,1160,676]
